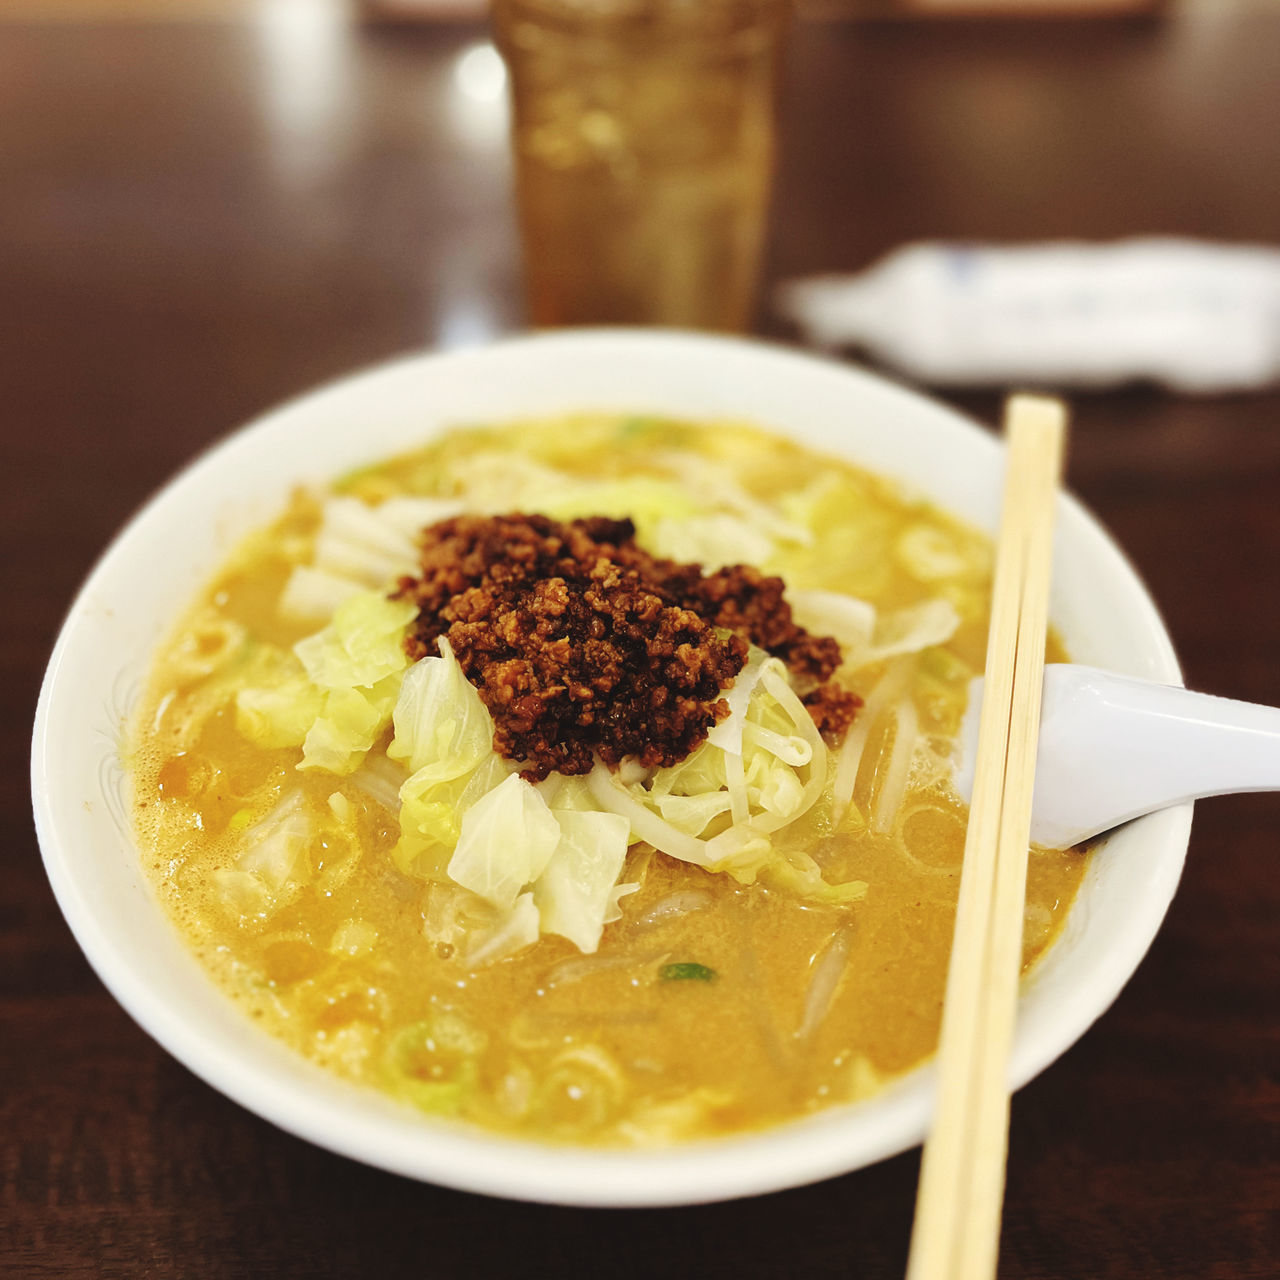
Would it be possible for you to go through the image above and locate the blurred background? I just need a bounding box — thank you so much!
[3,2,1278,1278]
[4,1,1278,366]
[4,0,1277,369]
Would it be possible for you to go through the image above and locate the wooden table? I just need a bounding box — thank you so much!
[3,10,1277,1277]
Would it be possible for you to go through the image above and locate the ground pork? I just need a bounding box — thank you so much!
[395,513,860,780]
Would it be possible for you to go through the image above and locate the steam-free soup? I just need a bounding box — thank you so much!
[129,416,1082,1144]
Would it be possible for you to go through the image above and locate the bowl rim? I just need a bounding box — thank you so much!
[31,328,1190,1206]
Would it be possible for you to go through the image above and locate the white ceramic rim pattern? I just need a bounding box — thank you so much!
[32,330,1189,1206]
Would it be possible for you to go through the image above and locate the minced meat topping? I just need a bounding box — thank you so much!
[395,513,860,780]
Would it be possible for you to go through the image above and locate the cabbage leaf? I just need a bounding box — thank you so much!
[422,881,540,968]
[464,892,541,968]
[789,589,959,672]
[299,675,402,775]
[212,790,314,918]
[387,640,494,781]
[235,592,416,776]
[277,565,366,627]
[534,810,631,954]
[447,772,562,910]
[294,590,417,690]
[234,649,325,749]
[540,476,701,534]
[394,750,513,878]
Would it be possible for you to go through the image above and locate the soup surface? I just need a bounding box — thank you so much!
[129,415,1083,1144]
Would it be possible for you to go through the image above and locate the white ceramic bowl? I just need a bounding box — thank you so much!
[32,330,1188,1206]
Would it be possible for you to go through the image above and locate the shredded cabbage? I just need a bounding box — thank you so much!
[386,641,529,877]
[897,523,979,583]
[648,739,727,801]
[408,770,636,961]
[654,791,734,835]
[348,753,406,813]
[441,451,567,511]
[535,773,597,813]
[374,495,466,538]
[651,449,812,548]
[438,447,811,570]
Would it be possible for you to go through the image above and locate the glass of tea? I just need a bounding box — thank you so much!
[491,0,791,332]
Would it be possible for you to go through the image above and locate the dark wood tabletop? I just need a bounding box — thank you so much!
[3,8,1277,1278]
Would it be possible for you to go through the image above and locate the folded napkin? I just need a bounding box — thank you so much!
[777,238,1280,393]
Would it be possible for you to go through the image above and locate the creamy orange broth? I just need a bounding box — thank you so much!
[129,416,1082,1144]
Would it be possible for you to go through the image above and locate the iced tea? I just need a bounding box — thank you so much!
[493,0,790,331]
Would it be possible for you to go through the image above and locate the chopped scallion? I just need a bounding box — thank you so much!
[659,962,717,983]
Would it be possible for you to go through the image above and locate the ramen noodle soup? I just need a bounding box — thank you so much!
[129,415,1083,1145]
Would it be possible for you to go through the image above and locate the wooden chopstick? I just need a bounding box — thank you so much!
[906,394,1067,1280]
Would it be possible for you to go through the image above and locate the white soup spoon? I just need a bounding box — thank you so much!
[954,664,1280,849]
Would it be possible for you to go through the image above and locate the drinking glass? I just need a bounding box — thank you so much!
[492,0,791,331]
